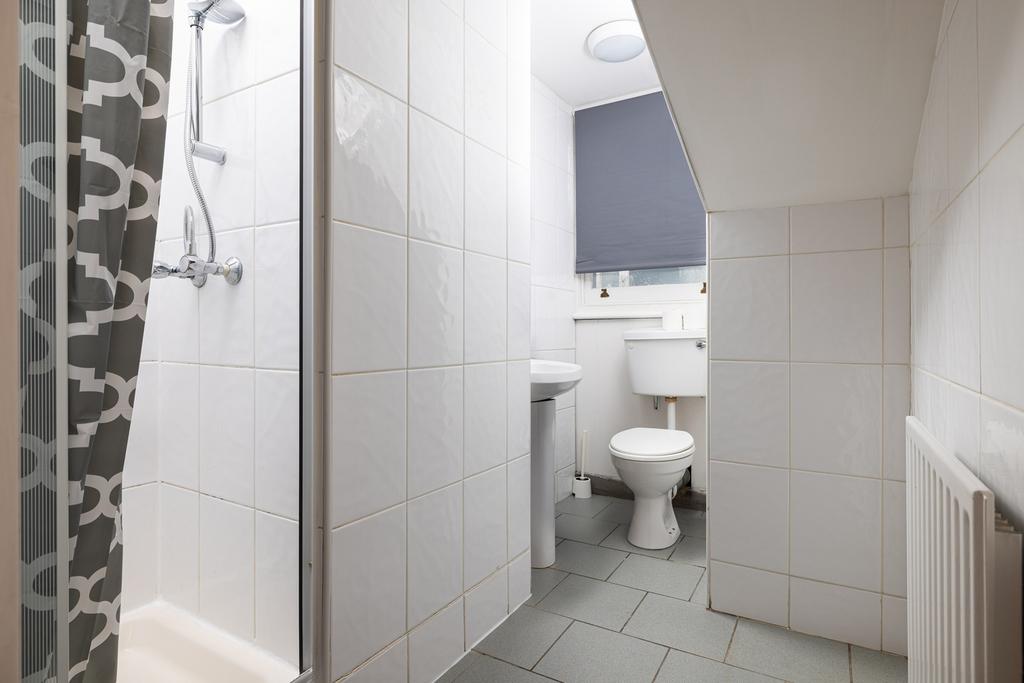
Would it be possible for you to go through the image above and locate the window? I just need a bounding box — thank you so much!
[580,265,707,306]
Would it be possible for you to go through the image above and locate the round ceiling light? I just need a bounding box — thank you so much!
[586,20,646,63]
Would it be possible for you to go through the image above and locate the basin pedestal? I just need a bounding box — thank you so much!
[530,398,556,568]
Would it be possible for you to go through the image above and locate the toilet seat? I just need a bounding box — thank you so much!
[609,427,695,462]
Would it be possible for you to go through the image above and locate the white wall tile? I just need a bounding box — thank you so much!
[255,72,300,227]
[331,371,407,527]
[159,363,199,489]
[198,228,254,366]
[199,366,254,506]
[979,398,1024,531]
[464,566,508,646]
[507,59,531,170]
[507,360,530,458]
[331,70,408,234]
[980,129,1024,411]
[410,109,464,248]
[409,599,465,683]
[708,256,789,361]
[507,550,531,609]
[790,578,881,650]
[465,139,508,258]
[884,247,911,364]
[791,250,883,363]
[708,462,788,573]
[159,485,198,612]
[465,253,507,363]
[122,484,159,611]
[196,4,255,101]
[464,363,507,476]
[331,505,407,678]
[790,199,882,253]
[344,638,408,683]
[254,370,300,519]
[882,595,908,656]
[408,367,464,498]
[255,512,299,665]
[465,26,507,154]
[948,0,980,193]
[882,364,912,481]
[882,481,907,598]
[409,240,464,367]
[507,162,531,262]
[408,484,463,628]
[791,363,882,478]
[978,0,1024,165]
[199,496,255,638]
[410,0,464,131]
[464,466,507,589]
[157,114,186,240]
[507,263,531,360]
[531,221,573,290]
[708,561,788,627]
[125,363,159,487]
[530,285,575,352]
[255,223,300,369]
[709,361,789,468]
[790,471,881,592]
[507,454,530,558]
[708,207,789,259]
[250,0,299,82]
[331,223,407,373]
[199,90,255,231]
[152,243,199,363]
[883,195,910,248]
[333,0,408,100]
[466,0,507,53]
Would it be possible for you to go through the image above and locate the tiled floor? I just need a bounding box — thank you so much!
[441,494,908,683]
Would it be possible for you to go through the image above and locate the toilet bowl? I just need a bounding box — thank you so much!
[610,427,695,549]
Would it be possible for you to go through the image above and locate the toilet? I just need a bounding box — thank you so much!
[610,328,707,549]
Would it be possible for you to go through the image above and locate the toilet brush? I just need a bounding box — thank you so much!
[572,430,592,499]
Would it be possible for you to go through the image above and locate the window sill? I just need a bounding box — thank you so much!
[573,307,666,321]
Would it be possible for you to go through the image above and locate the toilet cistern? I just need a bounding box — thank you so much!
[529,359,582,568]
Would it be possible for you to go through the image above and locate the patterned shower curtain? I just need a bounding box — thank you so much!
[65,1,172,680]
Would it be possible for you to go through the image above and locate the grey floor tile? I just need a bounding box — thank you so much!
[476,606,572,669]
[600,525,677,560]
[690,570,707,604]
[609,554,704,600]
[555,494,617,518]
[552,540,628,580]
[525,567,569,606]
[535,621,668,683]
[654,649,781,682]
[450,653,553,682]
[623,593,737,661]
[851,646,908,683]
[725,619,850,683]
[676,514,706,538]
[596,500,635,524]
[536,573,645,631]
[668,536,705,567]
[438,652,485,682]
[554,514,618,545]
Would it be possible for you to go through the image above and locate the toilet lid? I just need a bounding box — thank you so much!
[609,428,695,461]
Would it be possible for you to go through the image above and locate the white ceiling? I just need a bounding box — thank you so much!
[531,0,661,108]
[634,0,943,211]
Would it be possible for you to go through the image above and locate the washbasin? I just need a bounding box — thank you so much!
[530,359,582,402]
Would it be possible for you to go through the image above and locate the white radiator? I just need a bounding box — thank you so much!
[906,417,1022,682]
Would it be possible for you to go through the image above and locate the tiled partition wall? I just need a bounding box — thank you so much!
[529,77,577,503]
[706,198,911,654]
[122,0,301,665]
[326,0,531,680]
[909,0,1024,545]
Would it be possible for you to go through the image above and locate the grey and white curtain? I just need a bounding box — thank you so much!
[65,1,172,680]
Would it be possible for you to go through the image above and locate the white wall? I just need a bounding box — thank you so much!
[909,0,1024,545]
[326,1,532,681]
[529,77,576,502]
[706,197,911,654]
[123,0,301,666]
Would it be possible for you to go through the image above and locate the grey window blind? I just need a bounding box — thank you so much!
[574,92,705,274]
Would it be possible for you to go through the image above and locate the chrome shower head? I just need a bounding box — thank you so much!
[187,0,245,26]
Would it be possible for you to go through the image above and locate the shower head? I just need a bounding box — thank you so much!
[187,0,245,26]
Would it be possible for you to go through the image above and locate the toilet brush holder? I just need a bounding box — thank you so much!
[572,476,591,499]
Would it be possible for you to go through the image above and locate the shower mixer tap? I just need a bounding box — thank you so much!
[152,206,242,287]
